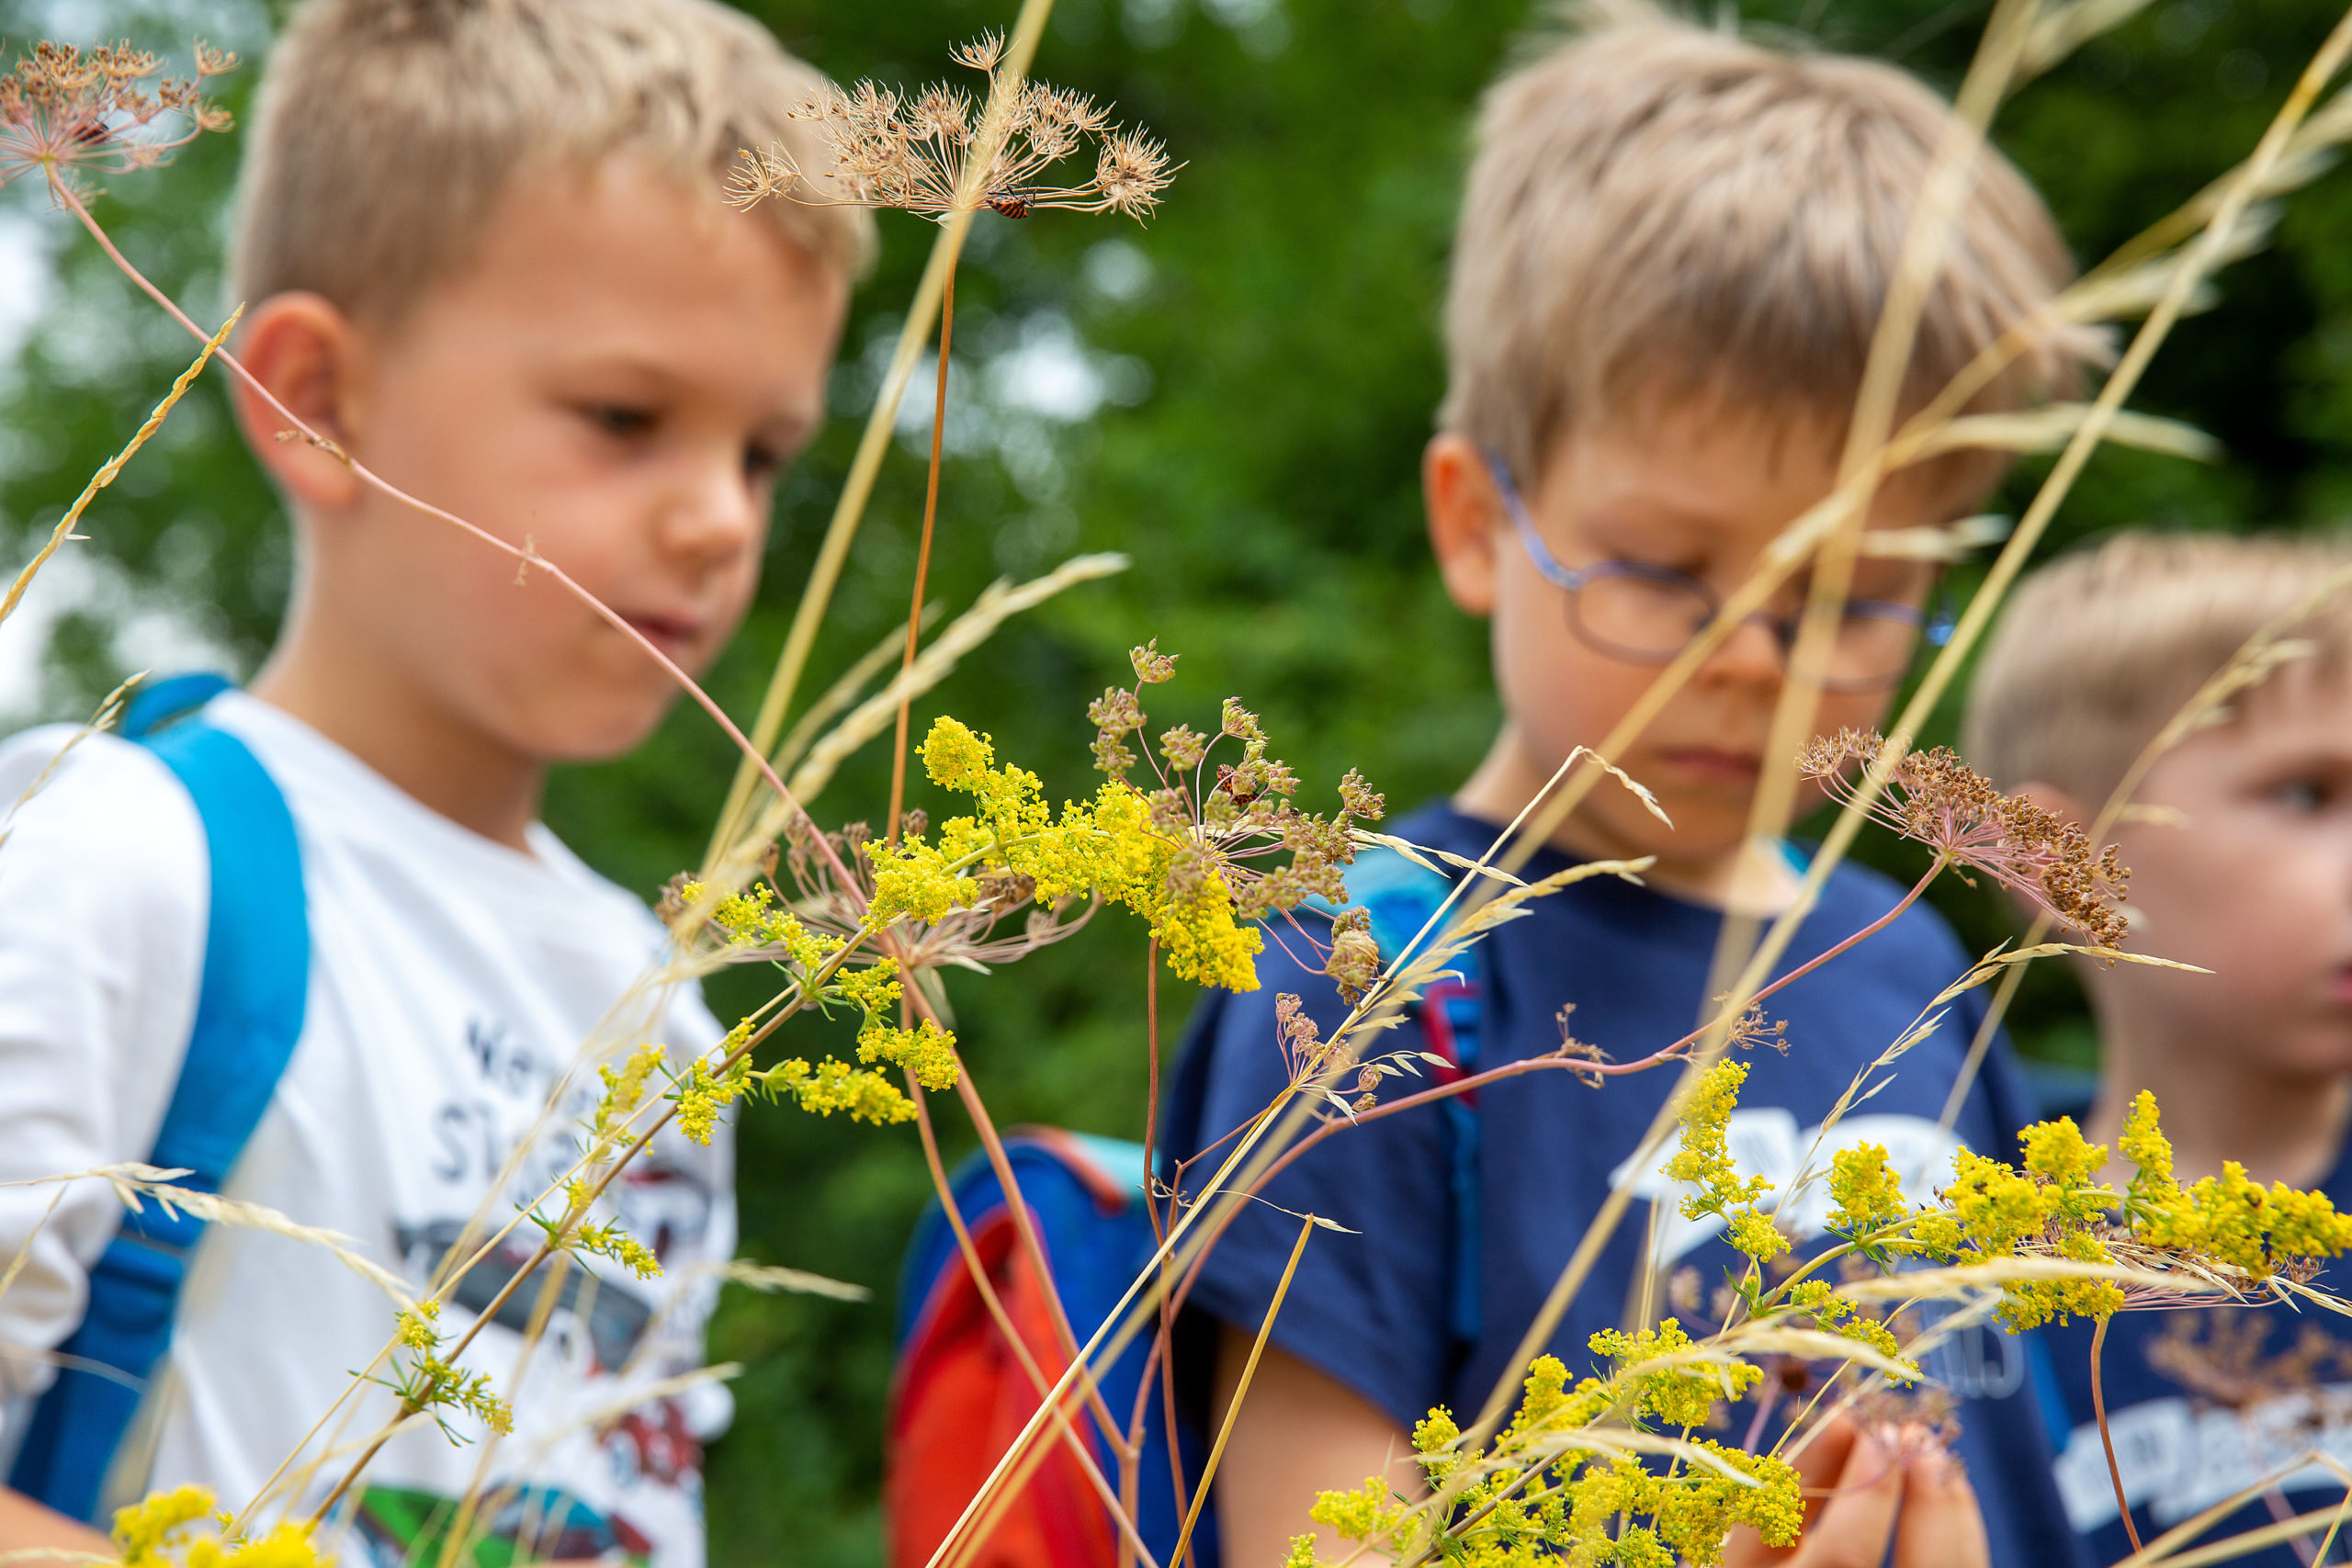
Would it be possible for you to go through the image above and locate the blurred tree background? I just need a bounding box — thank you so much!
[2,0,2347,1558]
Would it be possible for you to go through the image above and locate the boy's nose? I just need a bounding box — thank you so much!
[661,460,763,562]
[1701,614,1790,685]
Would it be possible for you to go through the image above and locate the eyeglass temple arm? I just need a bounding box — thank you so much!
[1481,449,1584,592]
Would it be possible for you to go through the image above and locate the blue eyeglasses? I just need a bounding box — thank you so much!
[1484,453,1953,695]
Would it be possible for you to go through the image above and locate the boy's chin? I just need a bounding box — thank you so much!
[526,692,681,765]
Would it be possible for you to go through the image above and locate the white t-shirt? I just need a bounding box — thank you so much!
[0,693,734,1568]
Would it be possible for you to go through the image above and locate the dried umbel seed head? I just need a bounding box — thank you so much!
[728,33,1174,224]
[1325,913,1383,1009]
[2,39,235,197]
[1802,728,2132,948]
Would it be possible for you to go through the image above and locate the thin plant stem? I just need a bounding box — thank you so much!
[888,264,957,845]
[431,1251,572,1568]
[906,1077,1159,1568]
[1172,863,1941,1318]
[2093,1314,2145,1555]
[1141,936,1192,1531]
[2,310,237,629]
[898,973,1130,1449]
[1738,1376,1781,1455]
[1171,1213,1317,1568]
[46,178,837,875]
[707,0,1057,865]
[1461,1,2352,1451]
[1703,0,2040,1013]
[2261,1485,2324,1568]
[307,935,874,1523]
[1145,937,1164,1242]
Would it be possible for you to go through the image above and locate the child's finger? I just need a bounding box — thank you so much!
[1894,1449,1990,1568]
[1724,1418,1901,1568]
[1789,1424,1905,1568]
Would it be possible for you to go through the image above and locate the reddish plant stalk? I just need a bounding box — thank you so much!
[906,1075,1158,1567]
[2092,1314,2144,1554]
[888,265,957,845]
[46,178,862,893]
[1165,863,1939,1326]
[899,969,1131,1450]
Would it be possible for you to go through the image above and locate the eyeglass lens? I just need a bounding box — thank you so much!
[1566,570,1921,691]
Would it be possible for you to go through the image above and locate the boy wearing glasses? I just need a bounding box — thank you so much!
[1161,6,2106,1564]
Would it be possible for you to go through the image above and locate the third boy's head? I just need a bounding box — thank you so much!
[1969,534,2352,1085]
[227,0,871,763]
[1425,0,2099,877]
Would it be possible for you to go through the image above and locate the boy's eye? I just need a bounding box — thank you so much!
[743,440,786,483]
[582,403,657,439]
[2272,776,2332,814]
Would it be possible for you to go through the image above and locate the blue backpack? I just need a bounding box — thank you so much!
[883,849,1481,1568]
[9,673,310,1521]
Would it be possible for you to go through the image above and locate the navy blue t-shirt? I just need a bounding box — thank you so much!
[1161,802,2082,1568]
[2038,1138,2352,1565]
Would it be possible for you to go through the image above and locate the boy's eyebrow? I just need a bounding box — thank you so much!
[548,348,823,432]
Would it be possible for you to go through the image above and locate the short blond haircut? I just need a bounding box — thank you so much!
[1442,0,2100,488]
[229,0,874,324]
[1964,531,2352,802]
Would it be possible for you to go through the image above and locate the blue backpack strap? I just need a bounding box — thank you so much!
[1336,849,1486,1358]
[9,674,310,1521]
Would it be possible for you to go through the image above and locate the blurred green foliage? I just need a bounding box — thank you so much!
[3,0,2349,1558]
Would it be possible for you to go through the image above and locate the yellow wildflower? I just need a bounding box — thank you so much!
[1589,1318,1762,1428]
[1666,1063,1772,1221]
[774,1056,916,1124]
[114,1485,218,1566]
[394,1299,439,1351]
[1826,1142,1908,1235]
[858,1017,961,1092]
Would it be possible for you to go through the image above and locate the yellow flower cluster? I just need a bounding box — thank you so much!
[772,1056,915,1124]
[113,1486,327,1568]
[2117,1092,2352,1279]
[676,1053,753,1145]
[588,1043,664,1145]
[1786,1280,1912,1379]
[1826,1142,1908,1236]
[861,1016,960,1092]
[1790,1091,2352,1330]
[393,1297,438,1351]
[1667,1063,1785,1264]
[573,1216,662,1280]
[1304,1355,1798,1568]
[1589,1319,1764,1427]
[1902,1119,2123,1328]
[888,717,1263,990]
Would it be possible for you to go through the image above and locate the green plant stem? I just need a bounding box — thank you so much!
[2,310,236,629]
[906,1076,1159,1568]
[2093,1314,2143,1554]
[1171,1213,1317,1568]
[1168,863,1941,1322]
[897,967,1130,1447]
[707,0,1057,866]
[888,264,957,846]
[1460,2,2352,1456]
[309,931,877,1525]
[1140,938,1193,1533]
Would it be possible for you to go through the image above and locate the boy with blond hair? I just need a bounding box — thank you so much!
[0,0,867,1560]
[1966,532,2352,1568]
[1160,4,2104,1563]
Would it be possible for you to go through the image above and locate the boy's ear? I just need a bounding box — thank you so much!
[1423,433,1502,615]
[229,291,368,511]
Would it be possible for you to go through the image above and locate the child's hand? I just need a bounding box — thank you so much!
[1725,1416,1989,1568]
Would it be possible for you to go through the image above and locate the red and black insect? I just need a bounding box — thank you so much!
[985,187,1035,219]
